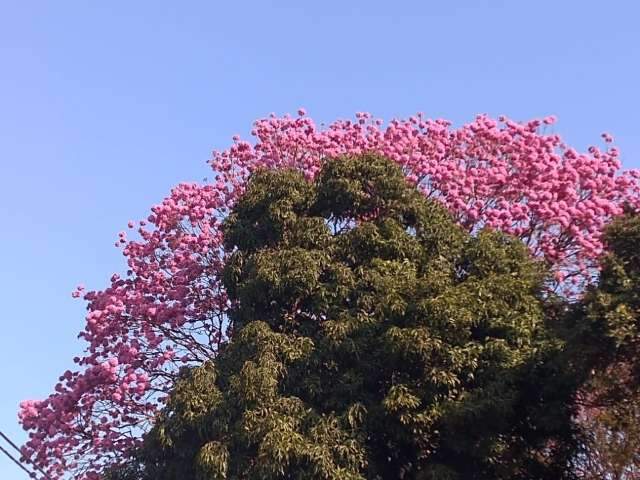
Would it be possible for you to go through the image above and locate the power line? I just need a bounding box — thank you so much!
[0,442,36,478]
[0,429,52,480]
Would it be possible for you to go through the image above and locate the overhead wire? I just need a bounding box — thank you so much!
[0,428,53,480]
[0,442,36,478]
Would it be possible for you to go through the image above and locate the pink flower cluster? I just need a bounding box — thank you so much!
[19,111,640,478]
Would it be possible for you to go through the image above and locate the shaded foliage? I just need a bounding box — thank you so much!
[566,212,640,479]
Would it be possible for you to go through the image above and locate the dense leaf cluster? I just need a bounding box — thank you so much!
[567,212,640,478]
[108,155,585,480]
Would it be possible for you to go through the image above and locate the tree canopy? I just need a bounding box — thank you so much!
[18,112,640,479]
[566,211,640,478]
[107,155,581,480]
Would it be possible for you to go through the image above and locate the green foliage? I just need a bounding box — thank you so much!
[583,212,640,375]
[114,154,579,479]
[566,212,640,478]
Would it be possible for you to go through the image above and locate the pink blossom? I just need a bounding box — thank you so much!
[601,132,614,143]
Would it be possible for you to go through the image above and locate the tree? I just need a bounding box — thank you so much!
[106,155,579,480]
[19,111,640,479]
[566,212,640,478]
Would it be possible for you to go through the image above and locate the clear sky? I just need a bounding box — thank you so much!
[1,1,639,477]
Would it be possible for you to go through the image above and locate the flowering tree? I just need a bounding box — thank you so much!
[19,111,640,479]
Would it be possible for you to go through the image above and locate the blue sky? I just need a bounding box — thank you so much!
[0,1,639,477]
